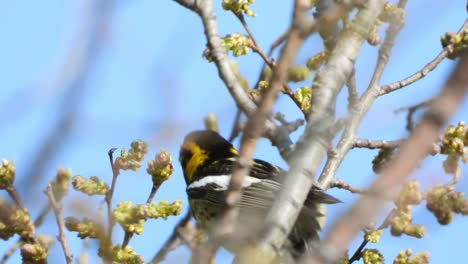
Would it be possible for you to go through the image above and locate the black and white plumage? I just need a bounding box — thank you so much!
[179,130,340,256]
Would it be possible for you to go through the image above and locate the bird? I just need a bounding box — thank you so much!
[179,129,340,257]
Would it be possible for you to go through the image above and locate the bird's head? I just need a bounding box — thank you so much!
[179,130,238,184]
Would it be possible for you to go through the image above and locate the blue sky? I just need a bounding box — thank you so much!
[0,1,467,263]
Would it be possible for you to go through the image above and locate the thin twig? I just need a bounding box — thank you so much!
[151,212,192,264]
[5,186,24,209]
[45,184,73,264]
[228,110,243,142]
[0,242,21,264]
[353,139,402,149]
[146,183,161,204]
[379,20,468,96]
[394,99,433,131]
[105,148,119,245]
[347,210,395,263]
[330,179,366,194]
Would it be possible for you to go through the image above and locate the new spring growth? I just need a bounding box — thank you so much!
[49,168,71,201]
[113,200,182,235]
[222,0,256,17]
[364,228,382,243]
[391,181,426,238]
[221,34,253,57]
[394,249,430,264]
[425,185,468,225]
[110,245,144,264]
[294,87,312,113]
[0,159,15,189]
[147,149,174,186]
[287,65,310,83]
[380,2,405,24]
[362,249,384,264]
[441,29,468,59]
[72,175,109,196]
[306,51,327,71]
[21,243,48,264]
[114,140,149,171]
[65,217,105,239]
[0,198,34,240]
[440,122,467,176]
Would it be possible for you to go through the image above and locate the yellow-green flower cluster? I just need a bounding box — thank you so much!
[287,65,310,83]
[364,229,382,243]
[362,249,384,264]
[391,181,426,238]
[394,249,429,264]
[147,149,174,186]
[113,200,182,235]
[72,175,109,196]
[115,140,148,171]
[0,199,34,240]
[380,2,405,24]
[294,87,312,113]
[306,51,327,71]
[65,217,104,239]
[50,168,71,201]
[0,159,15,189]
[110,245,144,264]
[222,34,252,57]
[441,29,468,59]
[441,122,467,157]
[222,0,256,17]
[21,243,48,264]
[425,185,468,225]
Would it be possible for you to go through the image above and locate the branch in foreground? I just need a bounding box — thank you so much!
[307,53,468,264]
[190,0,312,262]
[255,0,386,258]
[45,184,73,264]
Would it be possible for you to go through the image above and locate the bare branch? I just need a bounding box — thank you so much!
[45,184,73,264]
[353,139,402,149]
[330,179,366,194]
[5,186,24,209]
[105,148,119,245]
[318,0,407,189]
[308,53,468,264]
[191,0,313,262]
[378,20,468,96]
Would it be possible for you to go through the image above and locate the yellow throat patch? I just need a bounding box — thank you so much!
[182,142,209,182]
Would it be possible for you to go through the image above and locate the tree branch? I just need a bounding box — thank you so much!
[254,0,386,258]
[318,0,407,189]
[378,20,468,96]
[307,52,468,264]
[45,184,73,264]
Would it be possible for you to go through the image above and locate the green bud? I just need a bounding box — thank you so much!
[147,149,174,186]
[287,65,310,82]
[21,243,48,264]
[65,217,104,239]
[72,175,109,196]
[0,159,15,189]
[362,249,384,264]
